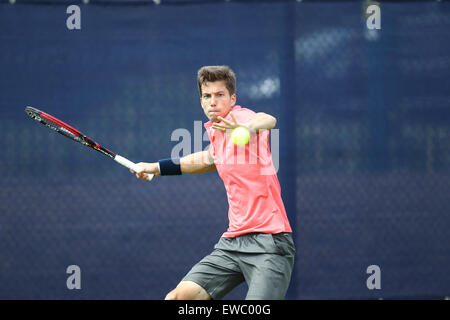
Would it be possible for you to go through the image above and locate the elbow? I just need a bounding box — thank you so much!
[253,112,277,130]
[272,115,277,129]
[269,114,277,129]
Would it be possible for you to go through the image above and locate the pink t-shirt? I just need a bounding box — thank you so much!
[204,105,292,238]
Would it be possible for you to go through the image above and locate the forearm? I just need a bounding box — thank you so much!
[132,151,215,180]
[180,150,216,174]
[244,112,277,132]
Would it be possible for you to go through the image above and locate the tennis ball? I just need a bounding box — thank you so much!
[231,126,250,146]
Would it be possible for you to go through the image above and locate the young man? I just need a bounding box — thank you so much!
[132,66,295,300]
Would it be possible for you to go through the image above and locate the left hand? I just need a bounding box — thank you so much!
[212,113,250,133]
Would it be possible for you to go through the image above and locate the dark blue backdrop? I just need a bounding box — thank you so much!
[0,0,449,299]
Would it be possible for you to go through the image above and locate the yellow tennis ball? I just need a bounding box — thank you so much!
[231,126,250,146]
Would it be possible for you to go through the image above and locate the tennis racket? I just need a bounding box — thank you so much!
[25,106,153,181]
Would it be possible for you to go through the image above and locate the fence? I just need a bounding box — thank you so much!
[0,0,449,299]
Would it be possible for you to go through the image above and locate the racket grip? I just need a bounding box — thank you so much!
[114,155,154,181]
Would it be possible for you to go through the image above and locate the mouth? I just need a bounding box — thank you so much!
[209,114,220,123]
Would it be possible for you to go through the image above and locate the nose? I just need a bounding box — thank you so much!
[210,96,216,106]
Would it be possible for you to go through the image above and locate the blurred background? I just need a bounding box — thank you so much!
[0,0,449,299]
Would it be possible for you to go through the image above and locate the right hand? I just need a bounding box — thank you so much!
[130,162,160,181]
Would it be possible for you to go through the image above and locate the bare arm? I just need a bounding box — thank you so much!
[180,150,216,174]
[131,150,215,181]
[244,112,277,131]
[212,112,277,132]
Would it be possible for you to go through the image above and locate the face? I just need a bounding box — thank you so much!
[200,80,236,123]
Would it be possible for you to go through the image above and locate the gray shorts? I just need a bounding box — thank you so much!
[182,232,296,300]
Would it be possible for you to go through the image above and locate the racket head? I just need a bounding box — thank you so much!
[25,106,151,181]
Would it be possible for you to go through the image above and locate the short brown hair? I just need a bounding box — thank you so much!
[197,65,236,97]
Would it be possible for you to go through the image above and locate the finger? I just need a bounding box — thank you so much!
[213,122,232,129]
[212,123,230,130]
[218,116,234,126]
[212,123,228,130]
[230,113,237,123]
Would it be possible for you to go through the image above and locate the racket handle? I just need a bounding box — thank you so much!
[114,155,154,181]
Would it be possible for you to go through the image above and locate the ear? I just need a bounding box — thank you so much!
[231,93,236,106]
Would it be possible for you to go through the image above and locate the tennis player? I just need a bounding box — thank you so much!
[132,65,295,300]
